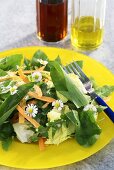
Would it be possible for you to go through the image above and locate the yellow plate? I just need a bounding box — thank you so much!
[0,47,114,169]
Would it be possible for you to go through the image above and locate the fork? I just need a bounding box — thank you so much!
[64,61,114,123]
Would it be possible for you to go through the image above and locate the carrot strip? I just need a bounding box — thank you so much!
[19,100,25,124]
[17,105,40,128]
[38,66,45,71]
[0,76,18,82]
[34,85,42,97]
[42,102,49,109]
[28,91,55,103]
[19,114,25,124]
[18,69,29,83]
[39,138,45,151]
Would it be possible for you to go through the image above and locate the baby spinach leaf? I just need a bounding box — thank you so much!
[0,121,15,140]
[24,58,31,70]
[2,137,12,151]
[75,110,101,147]
[50,61,89,108]
[0,54,23,71]
[66,110,101,146]
[31,50,48,67]
[37,126,48,138]
[0,83,34,125]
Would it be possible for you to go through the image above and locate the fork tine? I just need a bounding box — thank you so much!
[69,63,80,77]
[73,61,90,82]
[63,67,69,74]
[67,65,73,73]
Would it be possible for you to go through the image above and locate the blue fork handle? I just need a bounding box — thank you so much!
[95,95,114,123]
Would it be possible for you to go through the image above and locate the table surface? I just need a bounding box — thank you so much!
[0,0,114,170]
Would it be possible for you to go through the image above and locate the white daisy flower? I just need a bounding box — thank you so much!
[52,100,64,111]
[83,104,97,112]
[10,85,18,95]
[32,71,42,82]
[25,104,38,118]
[37,59,48,66]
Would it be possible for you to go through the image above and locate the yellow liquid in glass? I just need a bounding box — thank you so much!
[71,16,104,50]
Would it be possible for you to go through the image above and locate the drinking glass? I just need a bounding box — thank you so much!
[71,0,106,50]
[36,0,68,43]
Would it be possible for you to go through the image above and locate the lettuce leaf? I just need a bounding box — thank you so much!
[50,61,89,108]
[0,54,23,71]
[45,123,75,145]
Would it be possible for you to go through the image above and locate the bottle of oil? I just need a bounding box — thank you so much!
[71,16,104,50]
[71,0,106,50]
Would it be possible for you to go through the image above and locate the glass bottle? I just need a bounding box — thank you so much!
[71,0,106,50]
[36,0,68,43]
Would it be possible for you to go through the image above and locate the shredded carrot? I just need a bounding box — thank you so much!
[17,105,40,128]
[34,85,42,97]
[18,69,29,83]
[39,138,45,151]
[19,114,25,124]
[42,102,49,109]
[38,66,45,71]
[104,96,111,102]
[28,91,55,103]
[19,100,25,124]
[0,76,18,82]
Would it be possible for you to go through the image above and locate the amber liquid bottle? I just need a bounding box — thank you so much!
[36,0,68,42]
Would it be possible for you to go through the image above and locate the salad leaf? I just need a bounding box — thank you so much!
[24,58,31,70]
[50,61,89,108]
[2,138,12,151]
[45,123,75,145]
[66,110,101,146]
[0,121,15,140]
[76,61,83,69]
[66,110,80,127]
[0,83,34,125]
[55,56,62,65]
[90,77,114,98]
[31,50,48,67]
[95,85,114,98]
[37,126,48,138]
[0,54,23,71]
[75,110,101,146]
[0,69,7,77]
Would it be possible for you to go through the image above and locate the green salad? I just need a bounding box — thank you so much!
[0,50,114,151]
